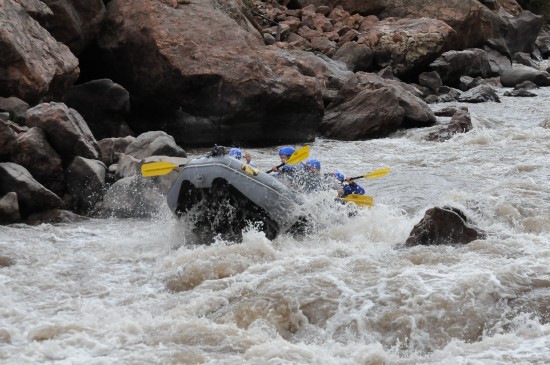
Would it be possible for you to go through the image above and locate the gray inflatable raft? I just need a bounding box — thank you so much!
[166,148,306,241]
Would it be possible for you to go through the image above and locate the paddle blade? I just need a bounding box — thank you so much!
[342,194,374,207]
[141,161,179,177]
[364,167,391,179]
[286,145,310,165]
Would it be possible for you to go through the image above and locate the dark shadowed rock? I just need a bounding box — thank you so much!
[430,49,495,87]
[536,30,550,58]
[65,157,107,213]
[98,136,136,166]
[433,106,468,117]
[459,76,484,91]
[332,42,373,72]
[13,127,65,195]
[427,108,472,142]
[63,79,130,140]
[483,46,512,76]
[0,120,18,161]
[23,103,100,161]
[0,97,30,121]
[405,206,486,246]
[0,162,63,218]
[39,0,106,55]
[436,87,462,102]
[321,87,405,140]
[418,71,442,93]
[504,11,543,54]
[512,52,538,68]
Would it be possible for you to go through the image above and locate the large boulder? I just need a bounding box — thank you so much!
[358,17,455,78]
[0,162,63,218]
[97,0,324,146]
[503,11,544,55]
[13,127,65,195]
[457,84,501,103]
[378,0,503,50]
[0,96,30,121]
[332,42,374,73]
[430,49,496,87]
[500,66,550,87]
[23,102,100,161]
[320,73,436,140]
[98,136,136,166]
[94,176,165,218]
[0,0,79,103]
[0,120,18,161]
[63,79,130,140]
[124,131,186,159]
[405,206,486,246]
[65,157,106,213]
[428,108,472,142]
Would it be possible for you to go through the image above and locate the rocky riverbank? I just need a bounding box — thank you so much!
[1,0,550,224]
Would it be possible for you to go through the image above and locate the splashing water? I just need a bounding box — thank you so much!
[1,88,549,364]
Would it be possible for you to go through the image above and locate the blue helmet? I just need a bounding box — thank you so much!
[333,171,345,181]
[229,147,242,160]
[305,158,321,170]
[278,146,295,157]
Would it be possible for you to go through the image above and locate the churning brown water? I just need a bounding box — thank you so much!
[1,86,549,364]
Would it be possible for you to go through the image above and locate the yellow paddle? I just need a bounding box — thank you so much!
[341,194,374,207]
[266,145,310,173]
[141,161,184,177]
[349,167,390,181]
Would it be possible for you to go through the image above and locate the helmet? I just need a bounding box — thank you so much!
[333,171,345,181]
[278,146,295,157]
[229,147,242,160]
[305,158,321,170]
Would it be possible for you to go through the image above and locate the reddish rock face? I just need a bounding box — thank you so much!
[358,17,455,78]
[378,0,501,50]
[98,0,324,146]
[0,0,79,104]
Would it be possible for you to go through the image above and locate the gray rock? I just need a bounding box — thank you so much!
[0,192,20,224]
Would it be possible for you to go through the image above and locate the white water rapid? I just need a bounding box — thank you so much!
[1,86,549,364]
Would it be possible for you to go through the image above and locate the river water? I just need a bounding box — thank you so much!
[1,85,549,364]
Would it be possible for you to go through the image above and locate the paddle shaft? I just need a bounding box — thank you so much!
[266,145,309,173]
[266,162,285,174]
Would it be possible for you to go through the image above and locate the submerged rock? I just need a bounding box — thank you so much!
[405,206,486,246]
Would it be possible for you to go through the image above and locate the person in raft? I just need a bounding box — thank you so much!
[243,151,256,167]
[271,146,297,175]
[229,147,242,160]
[333,171,365,198]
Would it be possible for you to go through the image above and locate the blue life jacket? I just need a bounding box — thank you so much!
[342,182,365,198]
